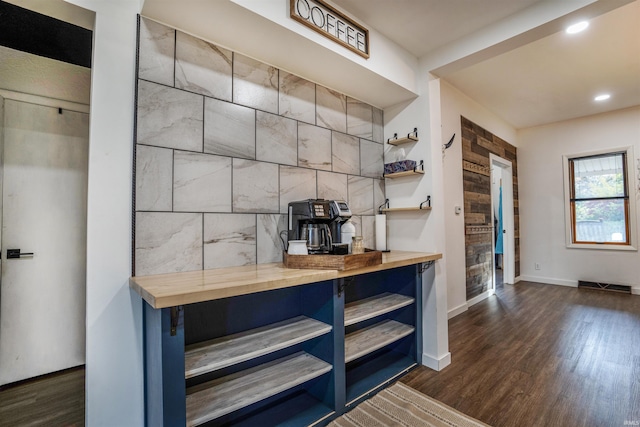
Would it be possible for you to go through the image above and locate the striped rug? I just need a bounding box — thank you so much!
[328,382,491,427]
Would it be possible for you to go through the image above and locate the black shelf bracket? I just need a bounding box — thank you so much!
[170,306,183,336]
[420,260,435,274]
[419,195,431,209]
[378,198,390,214]
[338,277,355,297]
[413,160,424,173]
[408,127,418,139]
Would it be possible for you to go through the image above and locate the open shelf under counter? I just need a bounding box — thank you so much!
[185,316,332,379]
[344,293,414,327]
[345,350,417,406]
[345,320,415,363]
[186,352,332,427]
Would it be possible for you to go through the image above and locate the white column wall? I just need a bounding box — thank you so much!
[64,0,144,425]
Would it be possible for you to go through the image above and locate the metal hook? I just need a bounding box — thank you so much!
[378,198,390,214]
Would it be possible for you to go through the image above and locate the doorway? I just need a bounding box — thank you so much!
[490,154,515,286]
[0,99,89,386]
[0,1,92,387]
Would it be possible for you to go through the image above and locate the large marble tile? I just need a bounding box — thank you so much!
[257,214,288,264]
[332,132,359,175]
[135,144,172,211]
[316,86,346,133]
[279,166,317,213]
[279,71,315,125]
[175,31,232,101]
[138,17,174,86]
[317,171,348,202]
[173,151,232,212]
[360,139,383,178]
[373,107,384,143]
[204,213,256,269]
[204,98,255,159]
[233,54,278,114]
[233,159,279,213]
[256,111,297,166]
[298,123,331,171]
[348,176,374,215]
[347,97,373,140]
[137,80,203,151]
[135,212,202,275]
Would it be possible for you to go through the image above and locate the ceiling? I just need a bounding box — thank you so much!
[333,0,640,129]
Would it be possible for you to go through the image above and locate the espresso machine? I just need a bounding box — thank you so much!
[288,199,352,254]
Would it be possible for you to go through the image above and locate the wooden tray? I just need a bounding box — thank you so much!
[283,249,382,271]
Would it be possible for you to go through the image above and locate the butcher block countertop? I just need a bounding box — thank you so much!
[130,250,442,309]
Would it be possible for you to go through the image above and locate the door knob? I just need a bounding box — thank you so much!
[6,249,34,259]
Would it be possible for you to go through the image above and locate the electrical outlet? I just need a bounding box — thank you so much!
[535,263,541,270]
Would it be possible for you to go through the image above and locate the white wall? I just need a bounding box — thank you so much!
[439,80,517,318]
[64,0,145,425]
[518,106,640,294]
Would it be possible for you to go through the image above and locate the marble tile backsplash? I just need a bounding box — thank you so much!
[134,17,385,275]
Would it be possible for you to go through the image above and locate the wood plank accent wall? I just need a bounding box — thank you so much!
[461,117,520,300]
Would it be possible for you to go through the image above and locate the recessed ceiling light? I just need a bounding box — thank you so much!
[566,21,589,34]
[594,94,611,101]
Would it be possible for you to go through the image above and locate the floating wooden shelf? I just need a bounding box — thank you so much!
[185,316,331,379]
[186,352,332,426]
[383,169,425,179]
[344,293,414,327]
[387,128,419,145]
[381,207,432,213]
[345,320,414,363]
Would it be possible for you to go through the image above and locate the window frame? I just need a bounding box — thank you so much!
[563,146,638,251]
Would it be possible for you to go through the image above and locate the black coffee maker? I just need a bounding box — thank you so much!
[288,199,334,254]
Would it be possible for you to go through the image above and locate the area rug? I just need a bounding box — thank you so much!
[328,382,490,427]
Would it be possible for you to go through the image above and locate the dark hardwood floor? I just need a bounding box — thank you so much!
[402,280,640,427]
[0,366,84,427]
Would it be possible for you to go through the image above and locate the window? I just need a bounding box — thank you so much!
[566,150,633,247]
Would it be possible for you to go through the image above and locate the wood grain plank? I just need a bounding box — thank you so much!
[345,320,415,363]
[184,316,331,379]
[185,352,331,426]
[344,293,414,326]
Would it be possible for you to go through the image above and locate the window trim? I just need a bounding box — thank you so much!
[563,146,638,251]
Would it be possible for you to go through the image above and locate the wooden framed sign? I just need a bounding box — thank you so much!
[290,0,369,58]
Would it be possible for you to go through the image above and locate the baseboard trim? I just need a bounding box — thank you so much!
[633,287,640,295]
[421,351,451,371]
[519,275,578,287]
[514,276,521,283]
[448,302,468,319]
[467,289,494,308]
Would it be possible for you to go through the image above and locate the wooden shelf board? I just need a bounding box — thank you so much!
[387,136,418,146]
[383,169,424,179]
[230,391,334,427]
[185,316,332,379]
[381,207,432,213]
[344,293,414,327]
[186,352,332,427]
[345,320,415,363]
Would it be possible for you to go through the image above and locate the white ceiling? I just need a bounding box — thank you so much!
[332,0,542,58]
[333,0,640,129]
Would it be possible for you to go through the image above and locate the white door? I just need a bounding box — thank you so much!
[0,99,89,386]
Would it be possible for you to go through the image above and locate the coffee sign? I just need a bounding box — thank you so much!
[290,0,369,58]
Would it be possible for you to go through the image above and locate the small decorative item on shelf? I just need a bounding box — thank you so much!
[384,159,423,176]
[351,236,364,254]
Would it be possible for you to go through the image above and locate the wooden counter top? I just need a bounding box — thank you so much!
[130,251,442,309]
